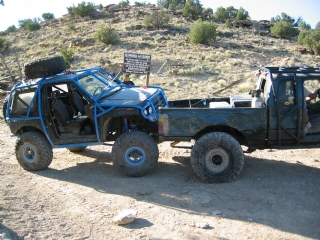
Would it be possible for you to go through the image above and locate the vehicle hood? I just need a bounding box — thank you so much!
[99,87,158,106]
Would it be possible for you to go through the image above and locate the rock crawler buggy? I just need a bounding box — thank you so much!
[4,57,168,177]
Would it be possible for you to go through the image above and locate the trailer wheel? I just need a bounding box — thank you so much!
[15,131,53,170]
[112,131,159,177]
[191,132,244,183]
[67,146,87,152]
[24,56,66,79]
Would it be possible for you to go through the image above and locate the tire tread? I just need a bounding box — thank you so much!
[15,131,53,170]
[112,131,159,177]
[191,132,244,183]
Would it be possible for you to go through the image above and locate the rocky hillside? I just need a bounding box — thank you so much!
[1,5,319,99]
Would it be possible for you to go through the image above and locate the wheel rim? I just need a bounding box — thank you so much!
[22,144,37,163]
[204,147,230,173]
[125,147,146,166]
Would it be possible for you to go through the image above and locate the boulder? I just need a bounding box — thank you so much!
[233,20,253,28]
[69,39,87,48]
[113,209,137,225]
[155,35,166,43]
[106,4,119,12]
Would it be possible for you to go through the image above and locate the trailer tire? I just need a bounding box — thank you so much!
[15,131,53,171]
[24,56,66,79]
[191,132,244,183]
[112,131,159,177]
[67,146,87,152]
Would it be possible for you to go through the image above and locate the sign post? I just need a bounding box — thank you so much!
[123,53,151,86]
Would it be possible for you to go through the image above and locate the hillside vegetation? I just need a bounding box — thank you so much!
[0,3,320,99]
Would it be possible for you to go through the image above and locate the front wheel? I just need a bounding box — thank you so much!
[112,131,159,177]
[2,96,8,123]
[191,132,244,183]
[15,131,53,170]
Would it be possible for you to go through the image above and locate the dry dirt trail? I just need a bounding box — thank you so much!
[0,113,319,239]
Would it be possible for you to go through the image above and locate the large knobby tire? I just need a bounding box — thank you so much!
[2,96,8,123]
[112,131,159,177]
[67,146,87,153]
[15,131,53,171]
[191,132,244,183]
[24,56,66,79]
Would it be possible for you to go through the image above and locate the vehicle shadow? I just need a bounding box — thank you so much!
[35,149,320,239]
[0,222,22,240]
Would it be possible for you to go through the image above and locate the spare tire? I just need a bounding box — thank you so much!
[24,56,66,79]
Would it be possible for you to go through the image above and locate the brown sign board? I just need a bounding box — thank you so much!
[123,53,151,75]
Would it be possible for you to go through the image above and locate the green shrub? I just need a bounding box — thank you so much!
[6,25,17,33]
[214,6,249,21]
[67,5,73,14]
[214,6,228,20]
[95,25,119,45]
[271,12,301,27]
[143,10,170,30]
[270,20,294,38]
[312,42,320,55]
[134,1,146,7]
[0,37,11,53]
[158,0,185,9]
[26,21,41,31]
[0,25,17,36]
[118,0,130,7]
[182,0,203,20]
[189,19,217,44]
[214,6,239,20]
[42,12,55,21]
[235,7,249,20]
[202,7,213,17]
[225,18,233,28]
[67,2,96,17]
[60,47,74,68]
[298,29,320,55]
[97,4,103,10]
[299,21,311,31]
[18,18,41,31]
[270,12,302,38]
[18,18,32,29]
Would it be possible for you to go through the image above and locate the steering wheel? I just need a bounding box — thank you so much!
[93,87,104,96]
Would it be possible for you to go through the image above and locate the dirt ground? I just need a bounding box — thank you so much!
[0,99,319,240]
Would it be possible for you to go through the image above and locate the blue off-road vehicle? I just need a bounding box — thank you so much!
[4,57,168,177]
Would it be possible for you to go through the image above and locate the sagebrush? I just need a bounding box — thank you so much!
[189,19,217,44]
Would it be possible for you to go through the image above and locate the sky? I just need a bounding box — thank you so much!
[0,0,319,31]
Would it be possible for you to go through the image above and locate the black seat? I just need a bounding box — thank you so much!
[51,90,88,134]
[69,84,95,131]
[69,84,86,115]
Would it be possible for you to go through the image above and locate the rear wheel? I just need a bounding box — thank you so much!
[15,131,53,170]
[191,132,244,183]
[112,131,159,177]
